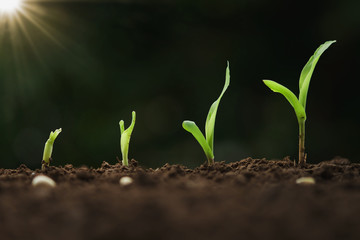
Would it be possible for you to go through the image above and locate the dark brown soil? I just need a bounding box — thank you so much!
[1,157,360,240]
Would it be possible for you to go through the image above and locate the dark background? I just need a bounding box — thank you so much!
[0,0,359,169]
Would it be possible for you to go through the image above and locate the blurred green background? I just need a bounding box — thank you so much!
[0,0,359,169]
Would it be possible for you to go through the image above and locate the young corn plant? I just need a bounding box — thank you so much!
[119,111,136,166]
[182,61,230,165]
[263,40,336,166]
[42,128,62,170]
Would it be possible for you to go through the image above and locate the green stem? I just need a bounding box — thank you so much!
[204,148,214,165]
[42,140,54,170]
[122,150,129,166]
[298,119,306,167]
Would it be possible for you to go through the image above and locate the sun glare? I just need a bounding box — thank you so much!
[0,0,22,13]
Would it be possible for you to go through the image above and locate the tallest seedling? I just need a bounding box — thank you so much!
[263,40,336,166]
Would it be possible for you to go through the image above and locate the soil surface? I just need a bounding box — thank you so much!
[1,157,360,240]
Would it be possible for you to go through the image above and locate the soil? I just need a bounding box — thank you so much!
[0,157,360,240]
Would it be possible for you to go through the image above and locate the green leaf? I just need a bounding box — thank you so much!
[120,121,125,135]
[182,120,214,162]
[299,40,336,108]
[263,80,306,121]
[42,128,62,165]
[205,61,230,151]
[119,111,136,166]
[48,128,62,143]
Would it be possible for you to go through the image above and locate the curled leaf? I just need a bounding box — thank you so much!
[263,80,306,122]
[182,120,214,163]
[119,111,136,166]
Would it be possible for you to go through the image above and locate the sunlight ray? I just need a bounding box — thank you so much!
[0,0,22,14]
[13,10,46,66]
[0,0,74,101]
[18,5,66,49]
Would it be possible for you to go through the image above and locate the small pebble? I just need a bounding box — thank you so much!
[119,176,133,186]
[32,175,56,188]
[296,177,316,185]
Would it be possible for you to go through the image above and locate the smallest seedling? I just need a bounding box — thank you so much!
[119,111,136,166]
[42,128,62,170]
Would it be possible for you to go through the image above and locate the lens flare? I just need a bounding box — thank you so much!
[0,0,22,13]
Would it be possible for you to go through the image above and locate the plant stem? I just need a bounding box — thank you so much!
[42,140,53,170]
[205,150,214,165]
[122,151,129,166]
[298,119,306,167]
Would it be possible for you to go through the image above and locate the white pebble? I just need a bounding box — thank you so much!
[32,175,56,188]
[296,177,316,185]
[119,176,133,186]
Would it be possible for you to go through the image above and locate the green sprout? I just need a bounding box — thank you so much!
[263,40,336,166]
[42,128,62,170]
[119,111,136,166]
[182,61,230,165]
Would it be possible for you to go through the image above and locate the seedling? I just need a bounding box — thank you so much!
[263,40,336,166]
[182,61,230,165]
[42,128,62,170]
[119,111,136,166]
